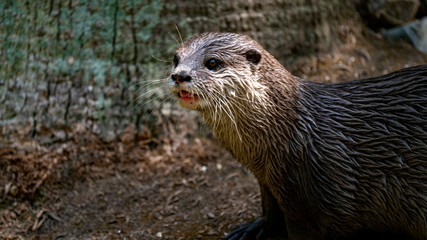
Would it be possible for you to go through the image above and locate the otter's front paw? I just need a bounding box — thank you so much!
[223,218,285,240]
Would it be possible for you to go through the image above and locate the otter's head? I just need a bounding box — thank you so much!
[168,32,267,111]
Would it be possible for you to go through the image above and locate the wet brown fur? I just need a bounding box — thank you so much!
[169,32,427,240]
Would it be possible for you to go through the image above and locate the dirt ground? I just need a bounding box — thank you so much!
[1,130,259,240]
[1,23,427,240]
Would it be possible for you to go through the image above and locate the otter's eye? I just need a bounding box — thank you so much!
[205,58,221,71]
[173,54,179,67]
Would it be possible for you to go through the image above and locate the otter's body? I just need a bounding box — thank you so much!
[168,32,427,240]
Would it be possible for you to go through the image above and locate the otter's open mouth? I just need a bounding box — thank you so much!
[179,90,199,102]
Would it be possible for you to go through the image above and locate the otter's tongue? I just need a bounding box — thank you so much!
[180,90,198,101]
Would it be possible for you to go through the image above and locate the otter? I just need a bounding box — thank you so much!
[167,32,427,240]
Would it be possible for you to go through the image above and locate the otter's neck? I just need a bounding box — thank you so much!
[201,65,300,180]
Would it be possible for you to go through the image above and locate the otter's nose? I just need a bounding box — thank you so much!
[171,73,192,83]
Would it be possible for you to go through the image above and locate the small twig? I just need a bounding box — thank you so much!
[32,209,47,231]
[31,209,63,232]
[47,211,63,223]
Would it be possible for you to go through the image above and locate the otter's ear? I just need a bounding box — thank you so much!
[244,49,261,65]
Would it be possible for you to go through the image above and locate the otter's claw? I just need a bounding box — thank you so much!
[223,218,266,240]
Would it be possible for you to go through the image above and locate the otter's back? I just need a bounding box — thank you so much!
[299,65,426,238]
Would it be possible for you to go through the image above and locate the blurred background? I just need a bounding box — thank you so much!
[1,0,426,239]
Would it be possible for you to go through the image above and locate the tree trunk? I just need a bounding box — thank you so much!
[0,0,352,139]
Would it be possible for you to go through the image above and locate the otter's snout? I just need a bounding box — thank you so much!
[171,72,192,83]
